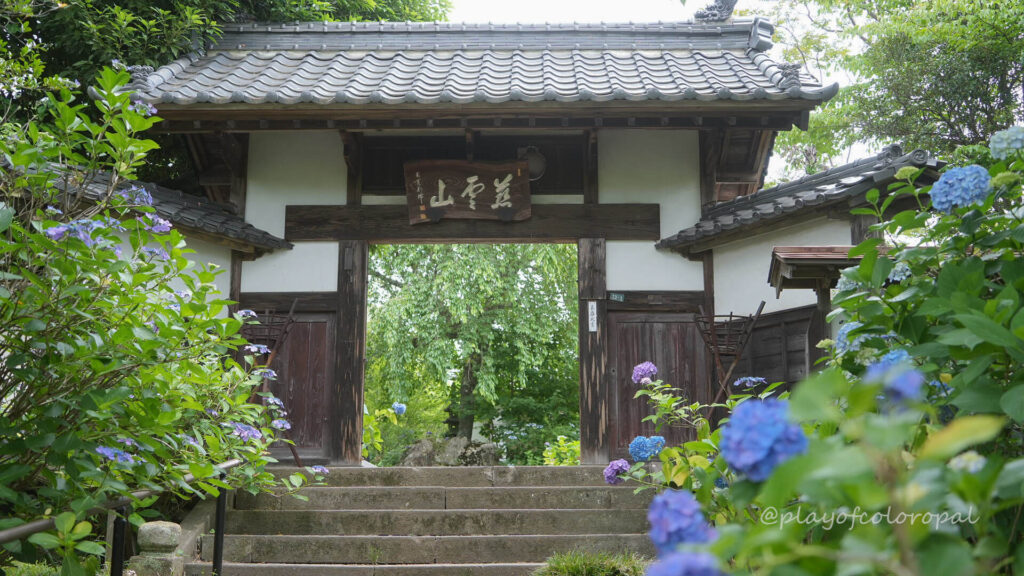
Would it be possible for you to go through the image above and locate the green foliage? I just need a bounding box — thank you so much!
[0,69,311,570]
[542,435,580,466]
[365,243,578,462]
[532,550,650,576]
[761,0,1024,173]
[623,133,1024,574]
[1,562,60,576]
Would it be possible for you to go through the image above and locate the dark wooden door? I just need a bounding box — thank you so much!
[265,312,336,458]
[607,312,710,459]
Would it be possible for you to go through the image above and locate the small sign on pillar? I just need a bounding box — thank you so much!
[405,160,531,224]
[588,301,598,332]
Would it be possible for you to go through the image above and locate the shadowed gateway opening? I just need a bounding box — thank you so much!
[362,243,581,466]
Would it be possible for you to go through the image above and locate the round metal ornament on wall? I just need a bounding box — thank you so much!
[518,146,547,181]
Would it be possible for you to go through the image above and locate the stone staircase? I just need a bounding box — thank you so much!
[185,466,654,575]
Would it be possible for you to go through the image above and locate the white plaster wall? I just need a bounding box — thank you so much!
[241,132,343,292]
[181,237,232,298]
[714,217,852,316]
[599,130,704,291]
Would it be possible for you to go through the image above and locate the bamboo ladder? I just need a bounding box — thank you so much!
[697,301,766,405]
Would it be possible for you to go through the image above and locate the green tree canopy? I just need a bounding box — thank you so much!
[761,0,1024,175]
[365,243,578,443]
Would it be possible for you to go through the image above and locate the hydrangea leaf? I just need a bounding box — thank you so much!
[999,385,1024,423]
[920,415,1006,460]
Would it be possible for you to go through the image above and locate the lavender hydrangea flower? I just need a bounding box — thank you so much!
[271,419,291,431]
[604,459,631,485]
[835,321,868,355]
[632,362,658,384]
[96,446,136,464]
[128,100,158,117]
[835,274,860,292]
[929,165,992,213]
[238,309,258,319]
[645,552,724,576]
[310,465,330,475]
[733,376,767,389]
[866,350,924,404]
[206,408,219,418]
[181,435,201,448]
[266,396,285,407]
[142,246,169,260]
[392,402,407,415]
[647,489,717,556]
[228,422,262,442]
[254,368,277,380]
[117,185,153,206]
[721,399,807,482]
[141,216,172,233]
[990,125,1024,160]
[118,438,138,448]
[244,344,271,355]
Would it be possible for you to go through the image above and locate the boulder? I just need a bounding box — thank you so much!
[399,439,435,466]
[460,442,499,466]
[435,436,469,466]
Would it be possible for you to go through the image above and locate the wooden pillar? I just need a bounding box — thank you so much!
[578,238,608,465]
[807,279,832,372]
[333,240,368,465]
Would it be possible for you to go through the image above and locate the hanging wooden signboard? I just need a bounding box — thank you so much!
[405,159,531,225]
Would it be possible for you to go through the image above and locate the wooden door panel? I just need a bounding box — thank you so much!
[264,313,335,453]
[607,312,708,459]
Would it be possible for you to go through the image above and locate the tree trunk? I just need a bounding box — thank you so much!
[457,358,478,440]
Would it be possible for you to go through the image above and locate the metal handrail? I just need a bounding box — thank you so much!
[0,457,244,576]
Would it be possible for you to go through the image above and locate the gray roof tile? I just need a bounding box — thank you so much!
[657,146,943,253]
[132,19,837,106]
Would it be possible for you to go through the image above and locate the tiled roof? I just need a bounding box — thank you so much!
[130,19,837,107]
[76,172,291,254]
[658,145,943,253]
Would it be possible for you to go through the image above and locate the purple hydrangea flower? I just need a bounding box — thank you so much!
[238,309,258,319]
[392,402,407,415]
[228,422,262,442]
[96,446,135,464]
[271,419,291,431]
[603,459,631,485]
[733,376,767,389]
[929,165,992,213]
[244,344,271,355]
[45,206,63,215]
[181,435,200,448]
[632,362,658,384]
[206,408,219,418]
[140,215,172,233]
[720,399,807,482]
[118,438,138,448]
[647,490,717,556]
[254,368,277,380]
[45,224,69,241]
[310,465,329,475]
[117,185,153,206]
[142,246,169,260]
[645,552,724,576]
[266,396,285,407]
[865,350,925,404]
[128,100,158,117]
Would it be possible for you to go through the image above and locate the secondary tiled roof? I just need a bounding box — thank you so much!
[658,145,943,253]
[76,172,291,255]
[130,19,837,107]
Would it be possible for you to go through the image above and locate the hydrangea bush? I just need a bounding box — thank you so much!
[610,127,1024,576]
[0,69,322,572]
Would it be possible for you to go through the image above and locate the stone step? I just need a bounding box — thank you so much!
[267,466,610,488]
[185,562,545,575]
[235,486,652,511]
[225,508,648,536]
[199,534,654,564]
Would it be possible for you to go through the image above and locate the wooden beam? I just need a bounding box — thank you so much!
[340,131,363,206]
[578,238,609,465]
[239,292,340,313]
[333,240,368,465]
[604,290,705,313]
[583,130,599,205]
[702,251,717,412]
[700,130,722,211]
[217,132,246,177]
[285,204,660,243]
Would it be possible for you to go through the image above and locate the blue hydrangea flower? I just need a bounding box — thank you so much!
[629,435,665,462]
[254,368,277,380]
[206,408,219,418]
[733,376,767,389]
[648,436,666,454]
[865,350,924,404]
[228,422,262,442]
[140,215,172,233]
[713,477,728,489]
[244,344,271,355]
[720,399,807,482]
[645,552,724,576]
[142,246,169,260]
[929,165,992,213]
[271,419,291,431]
[604,459,631,485]
[310,465,330,475]
[990,125,1024,160]
[181,435,200,448]
[96,446,135,464]
[128,100,158,117]
[632,362,658,384]
[392,402,407,416]
[266,396,285,407]
[835,321,868,355]
[887,262,912,283]
[835,274,860,292]
[647,490,717,556]
[116,185,153,206]
[238,309,258,318]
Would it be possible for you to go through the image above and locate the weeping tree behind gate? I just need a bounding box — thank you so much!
[365,243,578,455]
